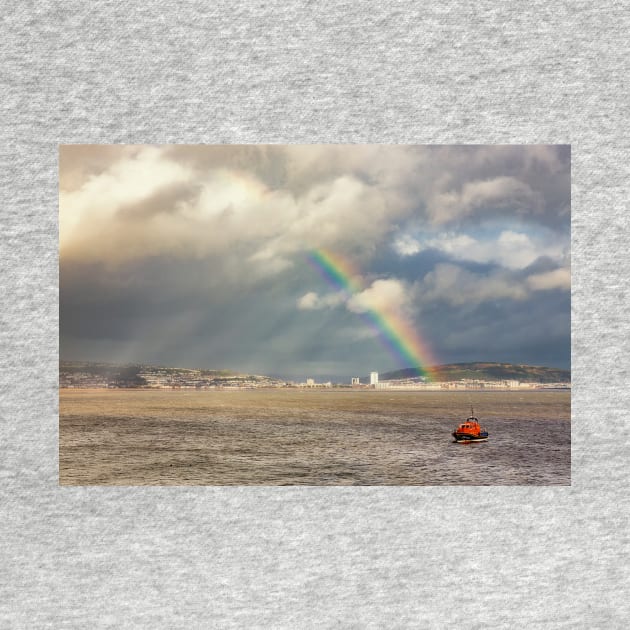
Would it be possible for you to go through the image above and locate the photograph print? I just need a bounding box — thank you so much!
[59,145,571,485]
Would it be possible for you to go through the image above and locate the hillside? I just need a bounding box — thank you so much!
[58,361,278,388]
[381,363,570,383]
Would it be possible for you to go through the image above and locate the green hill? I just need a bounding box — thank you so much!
[381,363,570,383]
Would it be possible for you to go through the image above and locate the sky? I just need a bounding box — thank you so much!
[59,145,571,380]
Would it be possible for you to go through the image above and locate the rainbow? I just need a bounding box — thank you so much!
[306,249,439,381]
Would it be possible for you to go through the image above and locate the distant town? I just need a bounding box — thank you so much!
[59,362,571,391]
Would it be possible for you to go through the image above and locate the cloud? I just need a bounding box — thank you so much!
[60,148,406,272]
[427,176,542,224]
[280,174,400,257]
[248,248,293,276]
[60,145,570,271]
[59,147,194,261]
[297,291,345,310]
[527,267,571,291]
[423,233,478,259]
[393,234,423,256]
[297,278,415,320]
[346,279,412,317]
[59,145,142,192]
[394,229,566,271]
[297,292,320,310]
[420,263,528,306]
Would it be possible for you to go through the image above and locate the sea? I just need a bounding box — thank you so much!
[59,389,571,485]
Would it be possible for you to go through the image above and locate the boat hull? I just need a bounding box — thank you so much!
[452,432,489,443]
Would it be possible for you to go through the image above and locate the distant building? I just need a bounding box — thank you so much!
[370,372,379,386]
[351,377,360,386]
[306,378,315,387]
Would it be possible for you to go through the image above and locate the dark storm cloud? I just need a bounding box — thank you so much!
[60,251,402,375]
[417,285,570,367]
[60,253,259,342]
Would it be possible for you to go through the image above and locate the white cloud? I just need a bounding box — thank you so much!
[346,279,412,317]
[297,292,320,310]
[59,147,193,257]
[426,233,478,257]
[481,229,557,269]
[395,229,565,271]
[393,234,423,256]
[527,267,571,291]
[298,278,415,321]
[297,291,346,310]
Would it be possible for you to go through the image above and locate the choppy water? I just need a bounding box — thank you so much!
[60,389,570,485]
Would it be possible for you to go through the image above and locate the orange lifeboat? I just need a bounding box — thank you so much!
[452,408,489,443]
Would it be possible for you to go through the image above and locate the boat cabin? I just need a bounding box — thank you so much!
[456,417,483,435]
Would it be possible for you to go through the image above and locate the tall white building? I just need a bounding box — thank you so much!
[370,372,379,385]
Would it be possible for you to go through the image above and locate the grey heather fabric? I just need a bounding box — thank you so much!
[1,1,628,628]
